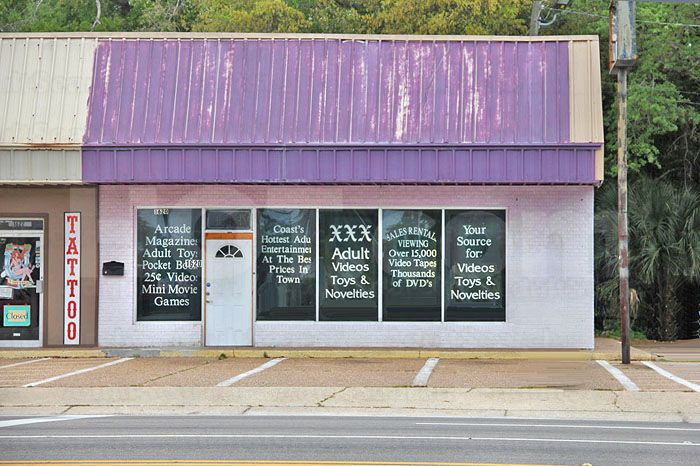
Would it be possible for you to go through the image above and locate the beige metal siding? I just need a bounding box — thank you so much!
[0,38,97,145]
[569,39,605,181]
[0,149,81,182]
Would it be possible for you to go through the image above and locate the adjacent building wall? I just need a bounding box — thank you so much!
[0,186,98,346]
[0,37,97,184]
[98,184,594,349]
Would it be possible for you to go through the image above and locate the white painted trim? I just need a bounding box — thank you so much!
[315,209,320,322]
[377,210,383,322]
[22,358,133,387]
[641,361,700,392]
[596,360,639,391]
[216,357,286,387]
[440,209,445,322]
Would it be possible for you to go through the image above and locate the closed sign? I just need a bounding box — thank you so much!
[3,305,30,326]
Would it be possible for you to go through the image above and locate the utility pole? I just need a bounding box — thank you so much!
[617,68,630,364]
[609,0,637,364]
[529,1,543,35]
[529,2,572,36]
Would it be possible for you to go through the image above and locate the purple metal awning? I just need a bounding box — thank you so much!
[83,146,596,184]
[82,37,599,185]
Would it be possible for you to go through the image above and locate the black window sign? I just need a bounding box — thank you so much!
[444,210,505,321]
[319,209,378,321]
[382,210,442,321]
[256,209,316,320]
[0,219,44,231]
[136,208,202,321]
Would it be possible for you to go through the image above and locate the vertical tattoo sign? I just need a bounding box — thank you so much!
[64,213,80,345]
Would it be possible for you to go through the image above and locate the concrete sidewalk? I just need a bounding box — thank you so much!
[634,338,700,362]
[0,337,654,361]
[0,386,697,422]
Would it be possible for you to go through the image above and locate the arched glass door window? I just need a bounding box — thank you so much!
[215,245,243,258]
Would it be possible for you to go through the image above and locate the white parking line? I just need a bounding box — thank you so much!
[412,358,439,387]
[22,358,133,387]
[0,415,111,428]
[642,361,700,392]
[0,358,50,370]
[216,358,285,387]
[596,360,640,391]
[0,433,697,447]
[415,422,700,432]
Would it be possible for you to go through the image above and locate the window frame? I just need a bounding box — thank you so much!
[134,207,204,323]
[252,206,508,323]
[131,205,507,325]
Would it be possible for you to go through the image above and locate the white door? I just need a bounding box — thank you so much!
[205,234,253,346]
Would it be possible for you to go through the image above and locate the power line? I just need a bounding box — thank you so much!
[544,7,700,28]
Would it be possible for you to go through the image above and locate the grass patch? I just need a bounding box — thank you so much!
[596,327,649,341]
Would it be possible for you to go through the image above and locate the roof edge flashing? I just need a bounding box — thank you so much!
[0,32,600,42]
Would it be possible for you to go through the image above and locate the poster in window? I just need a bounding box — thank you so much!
[0,235,41,340]
[256,209,316,320]
[444,209,505,321]
[136,208,202,321]
[382,210,442,321]
[319,209,378,321]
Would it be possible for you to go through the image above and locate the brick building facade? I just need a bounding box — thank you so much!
[1,33,604,348]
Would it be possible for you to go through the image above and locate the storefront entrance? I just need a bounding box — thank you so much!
[0,219,44,347]
[204,233,253,346]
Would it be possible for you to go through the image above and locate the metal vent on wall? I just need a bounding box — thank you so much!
[215,245,243,258]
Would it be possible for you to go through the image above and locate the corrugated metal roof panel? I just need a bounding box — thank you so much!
[85,38,573,146]
[0,148,82,182]
[568,39,605,182]
[0,38,97,145]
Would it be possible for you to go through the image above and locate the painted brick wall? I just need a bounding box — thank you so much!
[98,184,594,348]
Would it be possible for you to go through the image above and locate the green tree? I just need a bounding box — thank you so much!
[193,0,310,33]
[367,0,528,35]
[596,177,700,340]
[293,0,378,34]
[0,0,129,32]
[549,0,700,181]
[127,0,201,31]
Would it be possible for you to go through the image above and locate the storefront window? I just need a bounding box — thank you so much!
[382,210,442,321]
[206,209,251,230]
[136,208,202,321]
[319,209,378,321]
[444,210,506,321]
[252,207,506,323]
[256,209,316,320]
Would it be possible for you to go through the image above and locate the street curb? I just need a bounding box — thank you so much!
[0,347,656,361]
[0,349,107,359]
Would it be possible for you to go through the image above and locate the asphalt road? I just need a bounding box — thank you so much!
[1,415,699,465]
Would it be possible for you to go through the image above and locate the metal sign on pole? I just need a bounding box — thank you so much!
[609,0,637,364]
